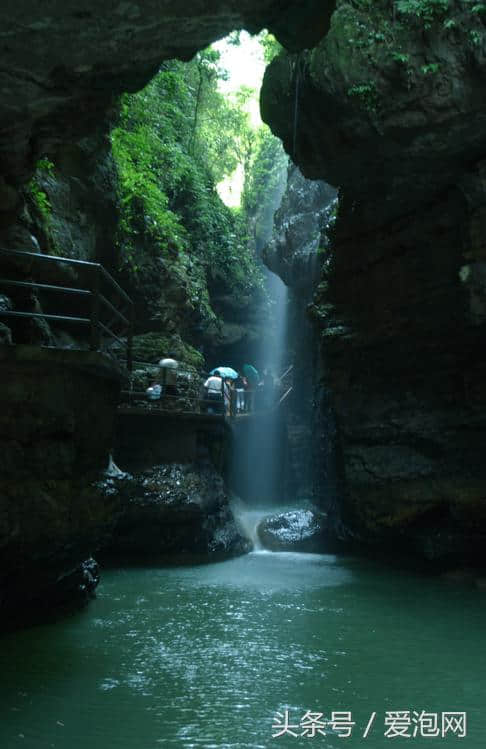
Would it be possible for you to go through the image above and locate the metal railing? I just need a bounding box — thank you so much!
[276,364,294,407]
[0,249,134,370]
[277,363,294,387]
[121,364,204,414]
[119,364,294,419]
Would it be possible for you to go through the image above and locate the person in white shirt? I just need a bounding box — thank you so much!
[158,357,179,396]
[203,374,223,413]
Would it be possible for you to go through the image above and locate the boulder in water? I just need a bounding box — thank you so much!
[105,461,250,560]
[257,509,328,552]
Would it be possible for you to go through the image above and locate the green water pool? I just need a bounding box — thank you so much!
[1,551,485,748]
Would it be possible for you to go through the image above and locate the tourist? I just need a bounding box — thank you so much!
[203,372,224,413]
[158,355,179,397]
[223,377,233,416]
[234,374,245,414]
[145,382,161,401]
[242,375,253,412]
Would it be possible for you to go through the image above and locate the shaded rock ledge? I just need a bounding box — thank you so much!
[104,462,250,560]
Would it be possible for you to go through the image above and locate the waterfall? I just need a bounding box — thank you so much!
[230,498,267,550]
[263,270,289,383]
[226,164,339,550]
[230,269,290,507]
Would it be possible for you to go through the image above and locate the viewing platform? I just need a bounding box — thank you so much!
[118,362,294,423]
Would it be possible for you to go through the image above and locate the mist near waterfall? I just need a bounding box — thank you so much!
[230,269,290,507]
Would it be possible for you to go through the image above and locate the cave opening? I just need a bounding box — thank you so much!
[2,4,486,747]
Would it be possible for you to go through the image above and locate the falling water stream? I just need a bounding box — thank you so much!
[230,498,267,550]
[230,269,290,506]
[262,270,289,385]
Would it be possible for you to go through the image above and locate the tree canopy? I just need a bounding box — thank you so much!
[110,39,287,362]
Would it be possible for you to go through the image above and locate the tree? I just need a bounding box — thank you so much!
[111,52,266,301]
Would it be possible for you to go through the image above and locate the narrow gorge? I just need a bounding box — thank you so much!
[0,2,485,747]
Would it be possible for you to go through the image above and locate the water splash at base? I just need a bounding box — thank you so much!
[230,498,274,551]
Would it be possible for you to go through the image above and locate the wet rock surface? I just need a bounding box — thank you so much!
[259,2,486,566]
[27,133,119,268]
[264,164,336,288]
[106,462,250,559]
[0,557,101,633]
[314,189,486,567]
[0,345,121,626]
[0,0,333,190]
[257,509,328,552]
[262,1,486,219]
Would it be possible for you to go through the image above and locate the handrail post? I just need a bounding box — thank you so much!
[90,265,101,351]
[127,301,134,373]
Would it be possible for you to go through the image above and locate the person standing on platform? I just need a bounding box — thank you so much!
[235,374,245,414]
[223,378,233,416]
[203,373,224,413]
[158,356,179,397]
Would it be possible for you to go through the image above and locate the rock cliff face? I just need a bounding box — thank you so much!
[0,346,121,626]
[311,188,486,565]
[261,1,486,565]
[109,413,248,560]
[264,164,336,287]
[262,0,486,219]
[0,1,334,194]
[25,131,120,268]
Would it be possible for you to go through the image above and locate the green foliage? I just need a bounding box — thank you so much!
[29,183,51,220]
[347,82,379,113]
[390,51,410,63]
[242,125,288,248]
[396,0,450,27]
[469,28,482,44]
[468,1,486,13]
[333,0,486,106]
[26,158,55,221]
[111,48,269,363]
[259,30,283,63]
[112,116,188,263]
[36,157,55,174]
[421,62,440,73]
[227,30,242,46]
[132,332,204,368]
[394,0,486,32]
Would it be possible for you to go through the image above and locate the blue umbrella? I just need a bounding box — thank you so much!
[243,363,259,384]
[210,366,238,379]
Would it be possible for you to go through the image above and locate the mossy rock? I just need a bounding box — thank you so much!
[132,332,204,369]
